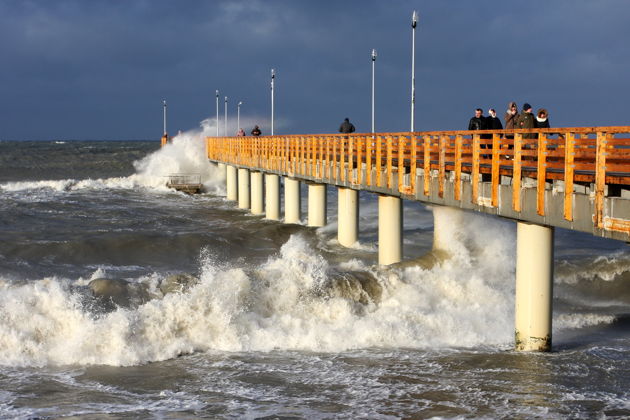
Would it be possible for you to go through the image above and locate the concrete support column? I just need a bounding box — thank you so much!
[265,173,281,221]
[226,165,238,201]
[378,195,402,265]
[238,168,250,209]
[338,187,359,247]
[250,171,264,215]
[217,162,227,178]
[515,222,554,352]
[308,183,327,227]
[284,177,301,224]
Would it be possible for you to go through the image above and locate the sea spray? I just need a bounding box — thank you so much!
[133,120,224,193]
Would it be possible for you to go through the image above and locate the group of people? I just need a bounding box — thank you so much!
[468,102,550,138]
[236,125,262,136]
[232,106,549,138]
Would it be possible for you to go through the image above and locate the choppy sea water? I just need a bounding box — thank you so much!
[0,131,629,419]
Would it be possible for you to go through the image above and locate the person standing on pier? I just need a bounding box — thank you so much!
[535,108,550,129]
[517,103,536,139]
[487,109,503,130]
[468,108,487,131]
[339,118,355,134]
[251,125,262,136]
[236,128,246,136]
[504,101,519,137]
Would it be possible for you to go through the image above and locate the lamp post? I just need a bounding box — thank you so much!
[224,96,228,136]
[162,99,167,135]
[411,10,418,132]
[215,90,219,136]
[371,49,377,134]
[237,101,243,131]
[271,68,275,135]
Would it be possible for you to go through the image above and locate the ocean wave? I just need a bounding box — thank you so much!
[0,132,225,195]
[0,208,521,367]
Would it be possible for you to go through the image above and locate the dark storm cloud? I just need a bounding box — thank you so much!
[1,0,629,140]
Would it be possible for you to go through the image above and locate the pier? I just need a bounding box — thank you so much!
[206,126,630,351]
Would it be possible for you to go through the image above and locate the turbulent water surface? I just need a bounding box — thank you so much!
[0,131,629,419]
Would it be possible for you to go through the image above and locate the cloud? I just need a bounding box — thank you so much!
[0,0,629,139]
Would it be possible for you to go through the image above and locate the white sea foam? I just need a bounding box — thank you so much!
[555,313,616,329]
[133,119,224,193]
[0,207,525,367]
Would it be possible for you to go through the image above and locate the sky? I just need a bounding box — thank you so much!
[1,0,629,140]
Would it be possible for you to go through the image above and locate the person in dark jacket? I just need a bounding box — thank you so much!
[487,109,503,130]
[339,118,355,134]
[468,108,486,131]
[251,125,262,136]
[516,103,536,139]
[535,108,550,129]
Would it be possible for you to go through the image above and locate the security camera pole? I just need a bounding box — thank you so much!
[411,10,418,132]
[371,49,377,134]
[271,69,275,135]
[215,90,220,137]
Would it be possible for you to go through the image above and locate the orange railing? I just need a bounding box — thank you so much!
[207,127,630,233]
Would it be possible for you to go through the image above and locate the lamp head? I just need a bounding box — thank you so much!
[412,10,418,28]
[271,68,275,78]
[371,48,377,60]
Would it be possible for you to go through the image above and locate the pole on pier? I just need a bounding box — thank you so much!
[224,96,228,137]
[284,177,301,224]
[161,99,169,147]
[308,183,327,227]
[271,69,275,136]
[238,168,250,209]
[237,101,243,132]
[378,195,402,265]
[410,10,418,132]
[265,173,281,220]
[371,49,377,134]
[338,187,359,247]
[226,165,238,201]
[515,222,554,352]
[251,171,264,215]
[215,90,220,137]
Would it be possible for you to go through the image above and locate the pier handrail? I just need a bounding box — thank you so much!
[206,126,630,235]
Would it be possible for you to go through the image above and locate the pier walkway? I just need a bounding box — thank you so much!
[205,126,630,351]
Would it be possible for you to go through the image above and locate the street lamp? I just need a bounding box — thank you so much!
[371,49,377,134]
[411,10,419,132]
[237,101,243,131]
[162,99,167,135]
[224,96,228,136]
[215,90,219,136]
[271,68,275,135]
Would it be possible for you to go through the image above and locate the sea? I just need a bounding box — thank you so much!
[0,126,629,419]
